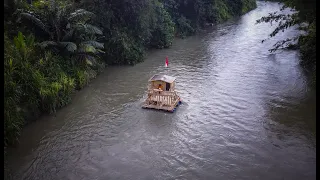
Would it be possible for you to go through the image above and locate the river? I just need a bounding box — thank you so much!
[6,1,316,180]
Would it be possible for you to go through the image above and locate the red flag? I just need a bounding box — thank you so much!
[165,57,169,67]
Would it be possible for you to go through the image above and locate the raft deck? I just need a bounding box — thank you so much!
[142,89,181,112]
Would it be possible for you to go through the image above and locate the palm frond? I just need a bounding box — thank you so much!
[68,9,94,23]
[82,41,104,49]
[75,24,103,35]
[25,34,35,47]
[85,55,97,66]
[48,0,57,12]
[55,8,62,38]
[66,23,71,29]
[63,4,74,12]
[62,29,74,41]
[13,32,26,51]
[78,44,97,54]
[59,42,77,52]
[20,12,51,35]
[97,49,105,54]
[38,41,58,48]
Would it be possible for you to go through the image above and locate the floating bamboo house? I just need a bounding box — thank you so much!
[142,74,181,112]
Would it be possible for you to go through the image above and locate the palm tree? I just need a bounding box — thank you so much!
[18,0,104,66]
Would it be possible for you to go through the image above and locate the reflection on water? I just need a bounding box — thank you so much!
[7,1,315,180]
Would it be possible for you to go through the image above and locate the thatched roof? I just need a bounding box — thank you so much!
[149,74,176,83]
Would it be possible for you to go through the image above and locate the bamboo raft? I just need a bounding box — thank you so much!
[142,74,182,112]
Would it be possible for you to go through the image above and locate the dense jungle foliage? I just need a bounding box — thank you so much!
[256,0,316,84]
[4,0,257,150]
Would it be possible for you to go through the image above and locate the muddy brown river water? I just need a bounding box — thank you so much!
[7,1,316,180]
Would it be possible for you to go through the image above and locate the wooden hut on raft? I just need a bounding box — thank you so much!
[142,74,182,112]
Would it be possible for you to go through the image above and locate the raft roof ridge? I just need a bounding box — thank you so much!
[149,74,176,83]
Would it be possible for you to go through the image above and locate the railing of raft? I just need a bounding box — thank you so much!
[147,89,179,106]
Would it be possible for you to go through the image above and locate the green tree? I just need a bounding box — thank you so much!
[18,0,104,67]
[256,0,316,77]
[149,0,175,48]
